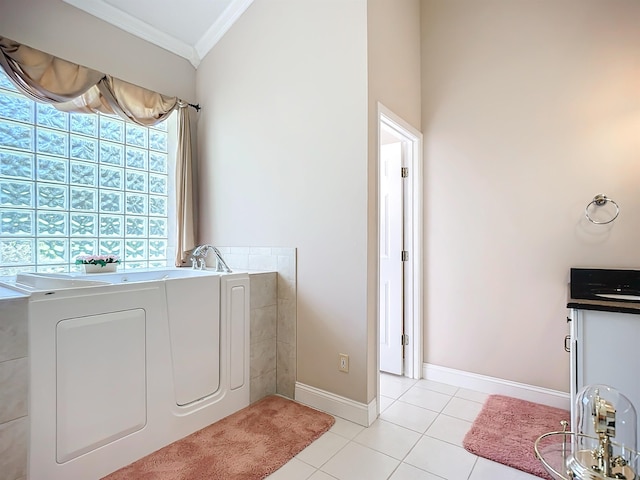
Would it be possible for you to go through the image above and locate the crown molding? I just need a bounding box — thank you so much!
[63,0,253,67]
[195,0,255,62]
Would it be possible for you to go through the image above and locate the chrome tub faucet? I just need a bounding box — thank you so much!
[191,245,232,272]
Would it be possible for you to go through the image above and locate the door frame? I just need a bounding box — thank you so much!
[377,103,423,382]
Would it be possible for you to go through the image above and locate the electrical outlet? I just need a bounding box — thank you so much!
[339,353,349,373]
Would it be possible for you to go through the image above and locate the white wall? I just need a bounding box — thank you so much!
[421,0,640,392]
[196,0,370,402]
[0,0,196,102]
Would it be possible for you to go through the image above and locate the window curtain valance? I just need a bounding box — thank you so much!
[0,36,195,266]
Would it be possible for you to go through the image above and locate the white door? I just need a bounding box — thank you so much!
[379,141,404,375]
[377,104,424,382]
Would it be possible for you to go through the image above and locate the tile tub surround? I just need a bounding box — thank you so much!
[250,272,278,403]
[0,297,28,480]
[220,247,297,400]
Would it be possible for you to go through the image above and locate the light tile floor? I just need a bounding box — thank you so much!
[266,374,542,480]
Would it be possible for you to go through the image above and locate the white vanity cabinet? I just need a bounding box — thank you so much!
[569,308,640,435]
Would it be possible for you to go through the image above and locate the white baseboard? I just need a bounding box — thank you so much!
[295,382,377,427]
[423,363,570,411]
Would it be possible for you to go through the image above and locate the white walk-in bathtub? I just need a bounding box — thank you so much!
[5,268,249,480]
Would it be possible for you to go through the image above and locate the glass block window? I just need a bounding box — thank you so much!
[0,69,174,274]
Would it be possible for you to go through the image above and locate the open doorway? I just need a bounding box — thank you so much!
[377,104,423,384]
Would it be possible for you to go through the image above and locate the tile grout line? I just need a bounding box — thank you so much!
[465,455,481,480]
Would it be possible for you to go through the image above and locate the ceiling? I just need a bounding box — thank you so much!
[62,0,254,68]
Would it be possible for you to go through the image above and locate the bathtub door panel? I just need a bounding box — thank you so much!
[223,275,250,391]
[166,276,221,406]
[56,309,146,463]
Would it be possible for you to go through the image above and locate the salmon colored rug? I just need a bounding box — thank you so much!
[102,395,335,480]
[463,395,570,480]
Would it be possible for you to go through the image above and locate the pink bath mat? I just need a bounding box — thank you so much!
[463,394,570,479]
[101,395,334,480]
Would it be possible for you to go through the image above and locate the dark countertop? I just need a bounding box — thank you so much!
[567,295,640,315]
[568,268,640,315]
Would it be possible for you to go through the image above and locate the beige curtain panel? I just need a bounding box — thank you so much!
[0,36,196,266]
[176,103,195,267]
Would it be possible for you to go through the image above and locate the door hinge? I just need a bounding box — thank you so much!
[401,167,409,178]
[401,250,409,262]
[402,334,409,346]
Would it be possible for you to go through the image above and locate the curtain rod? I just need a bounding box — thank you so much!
[188,103,201,112]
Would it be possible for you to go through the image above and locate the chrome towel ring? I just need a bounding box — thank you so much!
[585,194,619,225]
